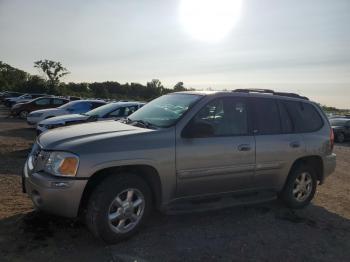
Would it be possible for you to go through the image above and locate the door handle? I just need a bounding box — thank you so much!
[290,141,300,148]
[238,144,251,151]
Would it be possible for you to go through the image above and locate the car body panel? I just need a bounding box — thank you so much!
[23,91,337,218]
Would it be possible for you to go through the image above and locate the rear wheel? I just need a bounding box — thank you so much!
[85,173,152,244]
[336,132,345,143]
[19,110,29,119]
[281,164,317,209]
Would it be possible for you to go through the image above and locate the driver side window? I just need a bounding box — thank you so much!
[188,98,248,138]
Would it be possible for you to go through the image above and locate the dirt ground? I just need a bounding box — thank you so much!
[0,105,349,262]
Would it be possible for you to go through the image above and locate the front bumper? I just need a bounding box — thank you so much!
[26,116,43,126]
[23,161,88,218]
[36,125,47,135]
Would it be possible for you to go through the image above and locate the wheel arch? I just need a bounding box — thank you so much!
[78,164,162,215]
[286,155,324,187]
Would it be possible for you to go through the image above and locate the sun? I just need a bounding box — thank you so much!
[179,0,243,42]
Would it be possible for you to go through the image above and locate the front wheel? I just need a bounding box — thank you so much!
[85,173,152,244]
[281,164,317,209]
[19,110,29,119]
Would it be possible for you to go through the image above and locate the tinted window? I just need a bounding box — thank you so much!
[278,102,293,133]
[53,98,65,105]
[251,98,281,135]
[284,101,323,132]
[35,98,50,105]
[69,102,91,113]
[91,102,105,109]
[191,98,248,137]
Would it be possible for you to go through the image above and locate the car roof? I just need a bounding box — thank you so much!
[173,90,311,103]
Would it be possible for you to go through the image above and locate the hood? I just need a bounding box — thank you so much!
[38,120,152,150]
[39,114,88,125]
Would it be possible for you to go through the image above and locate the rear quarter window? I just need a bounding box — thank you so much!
[283,101,323,133]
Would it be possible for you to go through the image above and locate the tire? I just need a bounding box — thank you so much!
[85,173,152,244]
[19,110,29,119]
[281,164,317,209]
[336,132,345,143]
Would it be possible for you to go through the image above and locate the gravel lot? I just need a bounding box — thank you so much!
[0,105,349,262]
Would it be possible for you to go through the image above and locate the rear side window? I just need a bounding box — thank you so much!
[283,101,323,132]
[251,98,281,135]
[278,102,293,133]
[53,98,65,105]
[91,102,105,109]
[35,98,50,105]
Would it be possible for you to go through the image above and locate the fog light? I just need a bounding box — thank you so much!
[51,181,70,188]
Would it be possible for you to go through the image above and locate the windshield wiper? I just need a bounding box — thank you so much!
[124,118,156,129]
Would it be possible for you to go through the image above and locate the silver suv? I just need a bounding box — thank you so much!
[23,89,336,243]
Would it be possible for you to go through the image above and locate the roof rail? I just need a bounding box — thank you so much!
[232,88,309,100]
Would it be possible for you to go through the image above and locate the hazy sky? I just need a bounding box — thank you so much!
[1,0,349,108]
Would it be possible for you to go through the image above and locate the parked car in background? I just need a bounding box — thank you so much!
[36,101,145,134]
[11,97,69,119]
[330,118,350,143]
[4,93,48,107]
[0,91,23,102]
[66,96,81,101]
[23,89,336,243]
[27,100,106,126]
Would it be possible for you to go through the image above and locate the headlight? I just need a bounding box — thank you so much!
[30,112,43,117]
[44,151,79,177]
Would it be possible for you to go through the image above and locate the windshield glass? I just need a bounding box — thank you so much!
[330,119,347,126]
[58,100,81,109]
[85,103,120,117]
[128,93,201,128]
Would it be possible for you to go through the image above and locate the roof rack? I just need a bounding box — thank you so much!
[233,89,309,100]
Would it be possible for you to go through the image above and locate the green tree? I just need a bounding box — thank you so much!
[34,59,70,94]
[173,81,186,92]
[0,61,29,91]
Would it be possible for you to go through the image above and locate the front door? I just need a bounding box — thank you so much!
[176,97,256,197]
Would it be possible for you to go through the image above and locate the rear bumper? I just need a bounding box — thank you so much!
[23,162,88,218]
[322,153,336,183]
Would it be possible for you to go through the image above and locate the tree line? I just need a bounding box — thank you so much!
[0,60,191,101]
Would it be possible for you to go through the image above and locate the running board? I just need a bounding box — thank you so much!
[165,191,277,215]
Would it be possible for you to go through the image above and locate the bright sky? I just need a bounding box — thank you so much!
[0,0,349,108]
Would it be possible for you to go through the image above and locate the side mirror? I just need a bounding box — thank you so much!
[182,121,214,138]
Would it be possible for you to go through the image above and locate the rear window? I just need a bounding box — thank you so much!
[251,98,281,135]
[283,101,323,133]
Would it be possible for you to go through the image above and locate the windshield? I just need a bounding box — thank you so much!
[330,119,347,126]
[128,93,201,128]
[58,100,81,109]
[85,103,120,117]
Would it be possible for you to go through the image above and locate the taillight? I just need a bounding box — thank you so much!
[330,128,334,151]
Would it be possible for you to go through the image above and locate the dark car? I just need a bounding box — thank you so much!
[330,118,350,143]
[0,91,23,102]
[4,93,48,107]
[10,97,69,119]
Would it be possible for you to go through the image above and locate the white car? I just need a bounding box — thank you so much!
[36,101,145,134]
[27,100,106,126]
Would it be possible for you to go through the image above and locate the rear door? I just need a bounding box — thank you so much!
[33,98,52,110]
[251,98,305,190]
[52,98,67,107]
[176,97,256,197]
